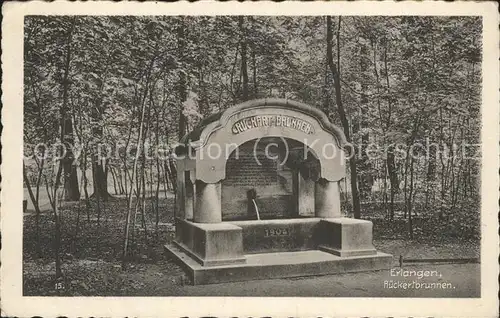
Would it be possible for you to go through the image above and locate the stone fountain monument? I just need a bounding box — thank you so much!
[164,98,392,285]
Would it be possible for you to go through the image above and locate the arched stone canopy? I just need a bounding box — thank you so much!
[177,98,348,184]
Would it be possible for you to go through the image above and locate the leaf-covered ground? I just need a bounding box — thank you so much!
[22,195,480,296]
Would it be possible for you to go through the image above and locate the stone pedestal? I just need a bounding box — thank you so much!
[317,217,377,257]
[166,217,392,284]
[174,219,246,266]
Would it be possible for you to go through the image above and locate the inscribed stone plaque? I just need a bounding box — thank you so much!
[222,139,294,220]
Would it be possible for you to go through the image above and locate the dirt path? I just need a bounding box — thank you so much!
[23,257,479,297]
[101,261,475,297]
[171,263,479,297]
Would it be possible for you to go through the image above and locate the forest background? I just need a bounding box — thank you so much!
[22,15,481,295]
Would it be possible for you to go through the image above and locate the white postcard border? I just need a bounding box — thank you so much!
[1,1,498,317]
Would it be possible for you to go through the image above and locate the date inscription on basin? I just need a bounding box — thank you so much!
[264,228,291,237]
[236,221,317,253]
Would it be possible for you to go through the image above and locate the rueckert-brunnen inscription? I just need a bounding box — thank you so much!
[165,98,392,285]
[232,114,315,135]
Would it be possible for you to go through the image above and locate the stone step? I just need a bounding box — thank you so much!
[165,244,392,285]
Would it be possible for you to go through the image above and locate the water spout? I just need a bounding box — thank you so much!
[247,188,261,221]
[252,199,261,220]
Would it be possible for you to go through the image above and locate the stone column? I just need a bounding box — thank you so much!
[194,180,222,223]
[315,178,341,218]
[176,172,186,220]
[184,179,194,220]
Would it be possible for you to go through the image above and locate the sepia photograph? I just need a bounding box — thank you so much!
[1,1,498,317]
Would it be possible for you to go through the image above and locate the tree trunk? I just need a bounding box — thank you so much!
[35,153,45,209]
[322,61,331,112]
[122,50,156,269]
[383,162,388,218]
[239,16,249,101]
[44,175,55,210]
[161,162,170,192]
[177,18,187,140]
[23,163,43,257]
[230,43,240,103]
[91,156,109,201]
[403,153,409,219]
[425,136,436,210]
[53,146,66,279]
[326,16,361,219]
[140,159,149,245]
[53,184,63,279]
[117,167,125,194]
[155,110,161,238]
[110,166,119,195]
[168,158,177,193]
[408,156,415,239]
[50,16,78,279]
[252,46,257,98]
[35,157,45,256]
[387,147,398,220]
[358,43,372,200]
[60,17,80,202]
[81,147,91,223]
[123,114,146,268]
[139,93,154,246]
[62,120,80,201]
[439,107,446,220]
[123,165,129,198]
[371,41,389,215]
[382,39,398,220]
[92,159,103,252]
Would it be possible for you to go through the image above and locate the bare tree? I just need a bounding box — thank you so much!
[326,16,361,219]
